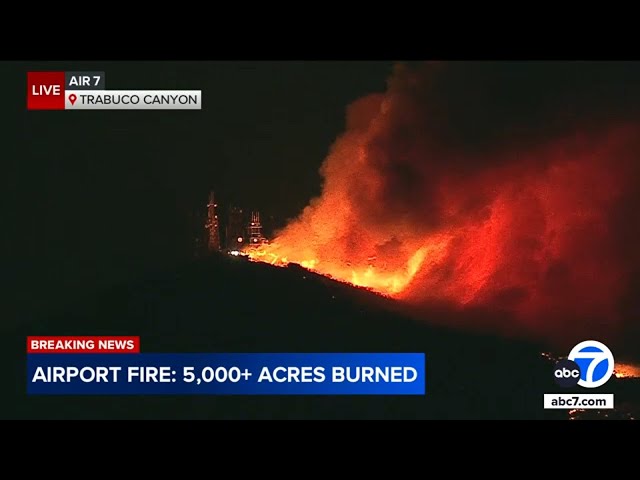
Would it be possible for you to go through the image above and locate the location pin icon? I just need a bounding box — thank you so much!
[69,94,77,105]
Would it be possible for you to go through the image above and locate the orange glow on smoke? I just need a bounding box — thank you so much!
[247,135,629,310]
[245,64,639,341]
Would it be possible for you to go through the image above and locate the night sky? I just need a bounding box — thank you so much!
[4,61,394,320]
[5,61,640,338]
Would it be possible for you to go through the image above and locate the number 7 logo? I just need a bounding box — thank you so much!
[568,340,615,389]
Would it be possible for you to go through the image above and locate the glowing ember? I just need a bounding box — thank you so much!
[245,63,640,342]
[614,363,640,379]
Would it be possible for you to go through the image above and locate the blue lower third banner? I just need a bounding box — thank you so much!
[27,353,425,395]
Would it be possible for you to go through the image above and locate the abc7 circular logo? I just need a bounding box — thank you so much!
[554,340,615,388]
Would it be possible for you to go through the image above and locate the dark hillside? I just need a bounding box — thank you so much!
[5,254,566,419]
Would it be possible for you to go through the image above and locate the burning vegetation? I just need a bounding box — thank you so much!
[246,62,640,344]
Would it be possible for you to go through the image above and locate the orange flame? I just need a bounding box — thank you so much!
[245,63,640,343]
[247,239,448,295]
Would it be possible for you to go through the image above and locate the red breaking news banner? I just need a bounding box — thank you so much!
[27,72,65,110]
[27,336,140,353]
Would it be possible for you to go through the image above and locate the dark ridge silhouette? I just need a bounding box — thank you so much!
[1,253,608,419]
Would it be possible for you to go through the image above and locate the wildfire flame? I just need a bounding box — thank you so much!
[614,363,640,379]
[247,241,445,295]
[245,63,640,342]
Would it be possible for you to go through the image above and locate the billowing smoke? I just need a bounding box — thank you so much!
[251,62,640,352]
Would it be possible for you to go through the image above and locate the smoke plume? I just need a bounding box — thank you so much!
[251,62,640,352]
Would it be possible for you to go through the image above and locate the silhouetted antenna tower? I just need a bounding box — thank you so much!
[205,191,221,252]
[248,211,267,246]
